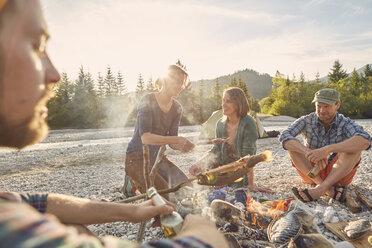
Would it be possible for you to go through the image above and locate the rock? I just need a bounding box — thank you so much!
[334,241,354,248]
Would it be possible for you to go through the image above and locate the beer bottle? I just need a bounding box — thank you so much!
[147,187,184,237]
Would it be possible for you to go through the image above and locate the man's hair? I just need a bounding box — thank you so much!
[223,87,250,118]
[155,64,189,90]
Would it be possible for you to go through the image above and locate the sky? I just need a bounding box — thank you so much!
[41,0,372,91]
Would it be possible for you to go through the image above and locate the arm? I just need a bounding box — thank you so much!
[141,132,194,152]
[46,193,174,225]
[306,135,370,163]
[0,200,136,247]
[283,138,312,155]
[139,98,194,152]
[279,116,307,150]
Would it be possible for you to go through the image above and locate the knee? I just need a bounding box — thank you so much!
[336,152,361,167]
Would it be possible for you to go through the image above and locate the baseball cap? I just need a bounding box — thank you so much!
[312,88,340,104]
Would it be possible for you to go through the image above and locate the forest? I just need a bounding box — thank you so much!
[47,60,372,129]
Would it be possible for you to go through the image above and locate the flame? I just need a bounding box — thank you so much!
[261,150,273,162]
[243,190,294,228]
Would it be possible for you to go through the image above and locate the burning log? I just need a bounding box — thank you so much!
[196,150,273,186]
[242,210,272,229]
[210,199,242,226]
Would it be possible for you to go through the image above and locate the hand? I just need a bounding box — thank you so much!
[189,164,202,176]
[305,146,329,163]
[131,199,175,223]
[315,158,328,170]
[174,137,195,152]
[248,185,273,193]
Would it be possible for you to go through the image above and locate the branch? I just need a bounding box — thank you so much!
[150,145,166,187]
[142,145,151,190]
[117,177,197,203]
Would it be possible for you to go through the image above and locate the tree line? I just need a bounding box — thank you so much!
[47,61,260,129]
[47,60,372,129]
[259,61,372,118]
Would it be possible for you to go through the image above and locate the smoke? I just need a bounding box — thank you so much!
[102,94,136,128]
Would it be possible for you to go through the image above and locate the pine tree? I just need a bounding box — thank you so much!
[364,64,372,78]
[349,68,361,96]
[104,66,116,96]
[71,67,101,127]
[315,72,321,84]
[230,76,237,87]
[211,78,222,110]
[238,75,249,97]
[84,71,95,94]
[136,74,145,99]
[116,71,127,96]
[97,72,105,97]
[146,77,155,92]
[299,72,306,83]
[47,72,72,127]
[328,60,348,85]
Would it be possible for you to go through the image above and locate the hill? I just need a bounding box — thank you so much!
[190,69,273,100]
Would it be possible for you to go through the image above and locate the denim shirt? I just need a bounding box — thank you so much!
[279,112,372,150]
[126,93,182,164]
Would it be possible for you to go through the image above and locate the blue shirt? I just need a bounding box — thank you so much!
[279,112,372,150]
[126,93,183,164]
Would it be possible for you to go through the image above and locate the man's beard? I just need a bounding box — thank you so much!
[0,86,53,149]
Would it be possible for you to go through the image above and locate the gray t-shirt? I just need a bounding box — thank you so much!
[126,93,183,164]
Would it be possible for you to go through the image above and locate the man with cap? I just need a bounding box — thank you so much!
[280,88,371,202]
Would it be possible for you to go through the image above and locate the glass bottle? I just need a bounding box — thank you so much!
[147,187,184,237]
[203,173,218,184]
[308,166,321,179]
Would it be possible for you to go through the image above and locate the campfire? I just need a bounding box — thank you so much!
[243,191,294,229]
[119,145,333,247]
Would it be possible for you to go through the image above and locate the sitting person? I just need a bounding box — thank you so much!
[279,88,371,202]
[189,87,271,193]
[0,1,227,247]
[123,65,195,197]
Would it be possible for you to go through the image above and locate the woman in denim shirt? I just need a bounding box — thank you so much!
[123,65,195,197]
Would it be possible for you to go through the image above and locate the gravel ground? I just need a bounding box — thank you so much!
[0,118,371,245]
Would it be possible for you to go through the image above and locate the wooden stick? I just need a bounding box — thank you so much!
[142,145,151,190]
[136,221,147,242]
[150,145,166,187]
[137,144,151,242]
[345,190,361,213]
[198,155,250,176]
[355,187,372,209]
[117,177,197,203]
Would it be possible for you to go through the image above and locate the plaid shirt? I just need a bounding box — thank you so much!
[279,112,372,150]
[0,191,211,248]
